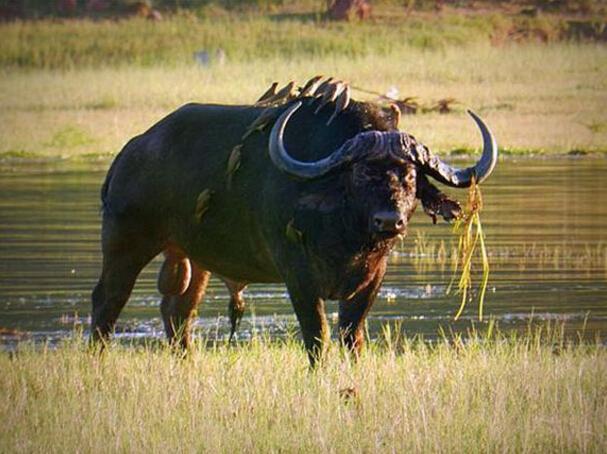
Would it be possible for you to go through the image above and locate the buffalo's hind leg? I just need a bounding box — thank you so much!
[92,216,164,343]
[159,248,211,349]
[223,279,247,342]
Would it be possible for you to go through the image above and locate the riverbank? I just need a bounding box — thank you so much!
[1,328,605,452]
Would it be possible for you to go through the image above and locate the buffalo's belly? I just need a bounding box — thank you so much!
[177,233,282,283]
[190,254,282,283]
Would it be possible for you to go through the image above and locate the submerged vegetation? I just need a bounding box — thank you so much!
[408,234,607,273]
[1,327,605,452]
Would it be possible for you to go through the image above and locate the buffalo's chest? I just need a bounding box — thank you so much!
[293,210,389,300]
[325,251,388,300]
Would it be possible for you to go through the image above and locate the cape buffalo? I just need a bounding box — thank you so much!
[91,77,497,365]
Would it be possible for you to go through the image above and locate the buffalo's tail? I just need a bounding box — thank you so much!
[100,136,141,215]
[100,156,120,215]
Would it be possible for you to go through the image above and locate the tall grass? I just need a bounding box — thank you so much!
[0,13,504,69]
[3,5,579,70]
[1,327,605,452]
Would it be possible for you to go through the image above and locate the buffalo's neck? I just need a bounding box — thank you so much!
[294,202,395,299]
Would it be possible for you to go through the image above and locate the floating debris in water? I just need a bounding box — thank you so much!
[0,327,29,339]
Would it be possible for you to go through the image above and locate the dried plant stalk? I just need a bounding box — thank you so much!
[447,179,490,321]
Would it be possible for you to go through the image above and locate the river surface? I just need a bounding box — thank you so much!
[0,158,606,347]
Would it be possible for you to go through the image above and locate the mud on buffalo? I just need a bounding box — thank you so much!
[92,76,498,365]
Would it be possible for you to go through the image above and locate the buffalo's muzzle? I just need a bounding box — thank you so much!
[371,211,406,236]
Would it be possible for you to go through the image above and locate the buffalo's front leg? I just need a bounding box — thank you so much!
[338,258,387,357]
[158,248,211,349]
[285,280,329,367]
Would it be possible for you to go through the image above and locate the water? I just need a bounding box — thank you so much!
[1,158,606,346]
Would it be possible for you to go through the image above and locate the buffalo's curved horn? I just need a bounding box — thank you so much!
[269,102,498,184]
[389,103,401,128]
[269,101,358,179]
[409,110,497,187]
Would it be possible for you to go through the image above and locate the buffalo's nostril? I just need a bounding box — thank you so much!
[372,212,406,234]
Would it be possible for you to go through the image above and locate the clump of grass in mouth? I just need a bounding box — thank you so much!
[447,178,490,321]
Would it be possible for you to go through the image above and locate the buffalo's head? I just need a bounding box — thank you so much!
[346,154,417,240]
[268,101,497,242]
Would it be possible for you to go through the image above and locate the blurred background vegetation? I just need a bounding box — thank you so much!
[1,0,605,18]
[0,0,605,69]
[1,0,605,157]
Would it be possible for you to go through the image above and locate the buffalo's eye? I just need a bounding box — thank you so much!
[351,164,379,187]
[387,170,399,183]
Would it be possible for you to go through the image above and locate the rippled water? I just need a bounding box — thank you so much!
[1,158,606,346]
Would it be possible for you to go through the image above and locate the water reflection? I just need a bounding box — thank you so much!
[0,158,606,346]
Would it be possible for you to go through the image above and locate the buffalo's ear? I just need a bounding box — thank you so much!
[420,195,462,224]
[416,173,462,224]
[433,198,462,223]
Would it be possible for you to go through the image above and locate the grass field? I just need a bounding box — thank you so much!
[4,2,597,70]
[1,7,606,160]
[0,11,504,68]
[1,42,606,159]
[1,327,605,452]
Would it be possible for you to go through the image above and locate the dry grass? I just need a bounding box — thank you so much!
[1,327,605,453]
[1,42,606,159]
[447,181,490,321]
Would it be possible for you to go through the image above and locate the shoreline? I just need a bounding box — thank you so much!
[1,148,605,168]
